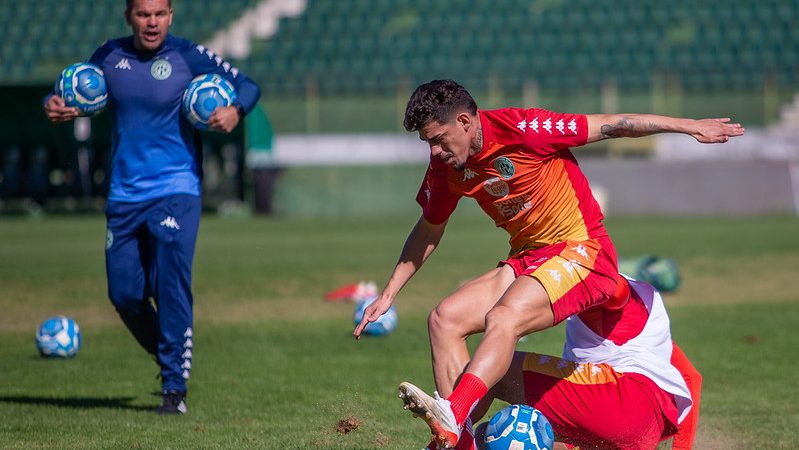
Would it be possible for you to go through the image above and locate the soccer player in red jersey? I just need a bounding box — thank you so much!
[352,79,740,448]
[463,277,701,450]
[426,277,701,450]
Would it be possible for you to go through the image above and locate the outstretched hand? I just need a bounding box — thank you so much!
[44,95,79,124]
[690,118,745,143]
[353,294,393,340]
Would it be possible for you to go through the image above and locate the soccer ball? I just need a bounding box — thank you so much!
[181,74,238,130]
[353,296,398,336]
[484,404,554,450]
[638,257,681,293]
[54,62,108,116]
[619,255,681,293]
[36,316,81,358]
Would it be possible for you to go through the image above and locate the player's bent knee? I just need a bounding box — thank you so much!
[484,305,523,336]
[428,305,467,338]
[108,287,145,312]
[485,303,552,336]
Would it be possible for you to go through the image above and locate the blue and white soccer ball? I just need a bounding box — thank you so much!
[54,62,108,116]
[181,74,238,130]
[36,316,81,358]
[619,255,681,293]
[484,404,554,450]
[353,296,398,336]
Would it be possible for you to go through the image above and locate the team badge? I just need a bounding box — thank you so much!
[105,229,114,250]
[150,59,172,80]
[483,177,510,197]
[494,156,515,179]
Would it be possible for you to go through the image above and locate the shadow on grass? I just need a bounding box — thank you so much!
[0,395,152,411]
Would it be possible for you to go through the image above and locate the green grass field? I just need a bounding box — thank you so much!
[1,213,797,449]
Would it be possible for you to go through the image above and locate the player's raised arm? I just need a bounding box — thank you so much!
[354,215,447,340]
[585,114,744,144]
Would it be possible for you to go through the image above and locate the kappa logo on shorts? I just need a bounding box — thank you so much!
[547,269,562,284]
[561,259,584,276]
[105,229,114,250]
[160,216,180,230]
[572,245,589,259]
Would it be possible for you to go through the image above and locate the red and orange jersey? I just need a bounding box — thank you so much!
[417,107,607,256]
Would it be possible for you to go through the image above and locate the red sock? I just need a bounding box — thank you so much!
[448,373,488,427]
[454,418,476,450]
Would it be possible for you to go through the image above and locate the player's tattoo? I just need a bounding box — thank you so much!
[472,127,484,153]
[600,118,661,139]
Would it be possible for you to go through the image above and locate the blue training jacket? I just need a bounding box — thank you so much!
[69,34,260,202]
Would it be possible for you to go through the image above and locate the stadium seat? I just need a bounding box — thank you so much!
[1,0,796,116]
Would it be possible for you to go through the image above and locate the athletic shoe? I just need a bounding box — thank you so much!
[423,422,477,450]
[324,280,377,302]
[399,382,460,449]
[156,391,187,415]
[423,440,439,450]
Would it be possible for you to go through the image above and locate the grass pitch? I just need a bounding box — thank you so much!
[0,213,797,449]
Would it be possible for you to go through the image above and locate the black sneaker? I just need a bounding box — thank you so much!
[156,391,187,415]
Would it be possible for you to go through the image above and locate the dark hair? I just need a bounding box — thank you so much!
[403,79,478,132]
[126,0,172,12]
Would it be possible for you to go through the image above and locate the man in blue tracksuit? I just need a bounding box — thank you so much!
[44,0,261,414]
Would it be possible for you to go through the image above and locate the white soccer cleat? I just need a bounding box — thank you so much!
[399,381,460,449]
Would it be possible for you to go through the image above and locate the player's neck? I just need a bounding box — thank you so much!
[469,114,484,156]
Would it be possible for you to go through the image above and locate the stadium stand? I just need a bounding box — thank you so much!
[0,0,260,84]
[233,0,799,95]
[3,0,796,96]
[1,0,797,215]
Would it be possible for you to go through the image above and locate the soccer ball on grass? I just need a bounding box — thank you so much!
[483,404,554,450]
[352,296,398,336]
[619,254,681,293]
[36,315,81,358]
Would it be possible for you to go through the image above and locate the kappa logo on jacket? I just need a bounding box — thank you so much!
[114,58,132,70]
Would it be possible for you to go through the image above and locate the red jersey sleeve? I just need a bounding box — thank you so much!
[519,108,588,158]
[415,157,461,224]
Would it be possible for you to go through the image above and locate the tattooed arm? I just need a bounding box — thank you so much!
[585,114,744,144]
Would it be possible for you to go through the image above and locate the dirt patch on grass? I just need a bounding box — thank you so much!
[335,415,362,434]
[374,431,390,446]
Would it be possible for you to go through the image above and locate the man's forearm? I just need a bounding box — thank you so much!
[383,216,446,298]
[599,114,692,139]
